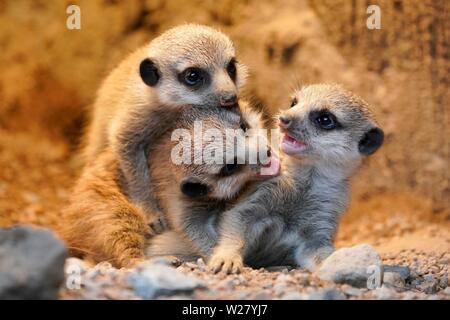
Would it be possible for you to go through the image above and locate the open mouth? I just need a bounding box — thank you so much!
[281,133,307,154]
[257,152,281,178]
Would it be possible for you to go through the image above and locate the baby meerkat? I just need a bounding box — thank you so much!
[147,103,278,258]
[83,24,247,228]
[61,102,276,267]
[208,84,384,274]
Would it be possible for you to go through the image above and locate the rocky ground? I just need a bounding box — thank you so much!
[58,245,449,300]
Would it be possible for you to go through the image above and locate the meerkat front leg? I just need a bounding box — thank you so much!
[60,151,153,268]
[113,106,180,213]
[207,204,256,274]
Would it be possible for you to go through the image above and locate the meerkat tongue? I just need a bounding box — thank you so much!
[282,133,307,153]
[259,152,281,177]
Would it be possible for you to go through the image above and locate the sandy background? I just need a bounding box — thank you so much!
[0,0,448,255]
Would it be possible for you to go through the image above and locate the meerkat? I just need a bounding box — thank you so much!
[61,102,276,267]
[83,24,248,230]
[205,84,384,274]
[146,103,278,259]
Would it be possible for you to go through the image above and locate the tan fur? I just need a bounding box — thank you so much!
[59,151,151,268]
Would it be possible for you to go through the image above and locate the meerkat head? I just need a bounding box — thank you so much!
[138,24,247,108]
[171,106,276,201]
[277,84,384,169]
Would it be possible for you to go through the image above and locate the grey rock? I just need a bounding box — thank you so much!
[440,275,449,288]
[265,266,291,273]
[383,265,410,279]
[423,274,435,282]
[0,225,67,299]
[443,287,450,295]
[417,278,439,294]
[252,291,272,300]
[383,272,405,288]
[273,282,288,294]
[308,288,346,300]
[218,278,236,290]
[372,286,398,300]
[317,244,382,288]
[262,282,273,289]
[341,286,364,297]
[280,291,307,300]
[128,264,204,299]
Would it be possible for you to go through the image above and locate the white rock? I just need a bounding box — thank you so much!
[317,244,382,288]
[128,264,204,299]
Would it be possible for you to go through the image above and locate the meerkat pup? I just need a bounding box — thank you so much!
[83,24,247,228]
[147,103,278,259]
[207,84,384,274]
[61,102,276,267]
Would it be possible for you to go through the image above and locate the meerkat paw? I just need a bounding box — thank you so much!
[208,251,243,274]
[147,217,168,237]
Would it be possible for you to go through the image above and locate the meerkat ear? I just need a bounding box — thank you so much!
[139,58,160,86]
[180,178,210,198]
[358,127,384,155]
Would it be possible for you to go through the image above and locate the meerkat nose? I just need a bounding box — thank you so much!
[279,116,292,128]
[220,93,237,107]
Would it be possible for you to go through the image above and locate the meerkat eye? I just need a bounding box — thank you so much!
[239,121,248,132]
[290,97,298,108]
[226,58,237,81]
[313,112,339,130]
[180,68,204,87]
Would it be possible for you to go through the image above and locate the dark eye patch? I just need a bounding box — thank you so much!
[180,180,210,198]
[227,58,237,82]
[140,59,160,86]
[290,97,298,108]
[309,110,341,130]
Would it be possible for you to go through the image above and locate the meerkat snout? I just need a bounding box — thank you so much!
[278,115,291,128]
[219,92,238,107]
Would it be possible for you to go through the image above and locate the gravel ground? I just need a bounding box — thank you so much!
[59,247,450,300]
